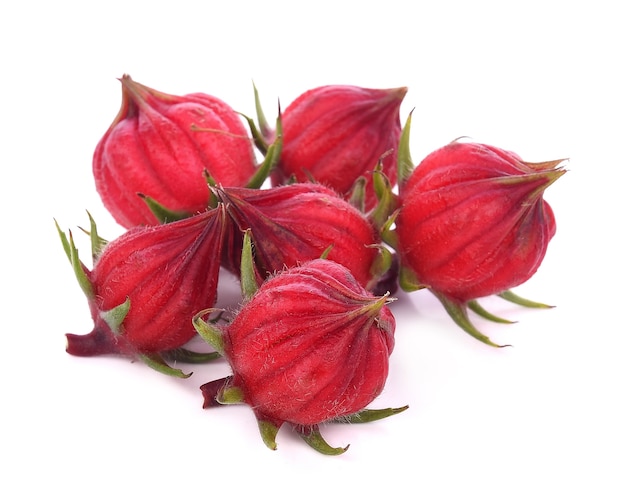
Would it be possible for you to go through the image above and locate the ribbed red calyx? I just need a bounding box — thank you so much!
[59,205,228,376]
[271,85,407,210]
[194,257,405,454]
[214,182,387,291]
[395,140,566,346]
[93,74,258,227]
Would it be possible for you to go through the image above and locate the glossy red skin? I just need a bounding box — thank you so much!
[216,183,381,289]
[93,75,257,228]
[396,142,559,303]
[66,206,226,356]
[223,259,395,427]
[271,85,406,210]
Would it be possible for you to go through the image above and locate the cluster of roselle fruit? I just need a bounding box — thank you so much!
[56,75,566,455]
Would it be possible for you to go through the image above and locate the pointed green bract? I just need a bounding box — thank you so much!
[240,229,259,300]
[319,244,334,260]
[253,81,272,144]
[347,175,367,212]
[258,420,280,451]
[498,289,554,309]
[245,115,283,189]
[369,163,399,232]
[397,110,415,186]
[372,152,392,201]
[100,297,131,336]
[55,221,94,299]
[163,348,221,364]
[434,292,510,348]
[341,405,409,423]
[380,208,400,249]
[239,112,267,155]
[217,386,245,404]
[85,211,108,261]
[68,234,91,297]
[296,426,349,456]
[138,193,192,223]
[367,244,393,289]
[192,308,226,355]
[55,219,72,263]
[139,352,192,378]
[468,300,516,324]
[398,263,424,293]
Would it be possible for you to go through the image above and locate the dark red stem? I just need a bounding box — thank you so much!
[65,327,128,357]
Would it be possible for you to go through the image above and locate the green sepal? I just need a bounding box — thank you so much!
[55,219,73,263]
[258,420,280,451]
[367,244,393,290]
[79,211,108,261]
[100,297,131,336]
[245,113,283,189]
[397,109,415,187]
[468,300,516,324]
[200,376,233,408]
[238,82,274,156]
[192,308,226,355]
[372,151,392,200]
[138,193,191,223]
[398,263,425,293]
[253,81,272,146]
[498,289,554,309]
[138,352,192,378]
[239,112,268,155]
[240,229,259,300]
[217,386,245,404]
[347,176,367,213]
[296,425,349,456]
[369,162,399,232]
[433,292,510,348]
[319,244,334,260]
[55,221,94,299]
[380,208,400,249]
[162,347,221,364]
[340,405,409,424]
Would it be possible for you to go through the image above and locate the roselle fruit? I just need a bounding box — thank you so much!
[56,205,227,377]
[394,140,566,346]
[212,182,392,292]
[194,245,406,454]
[270,84,407,210]
[93,74,258,228]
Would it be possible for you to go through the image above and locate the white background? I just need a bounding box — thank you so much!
[2,1,624,498]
